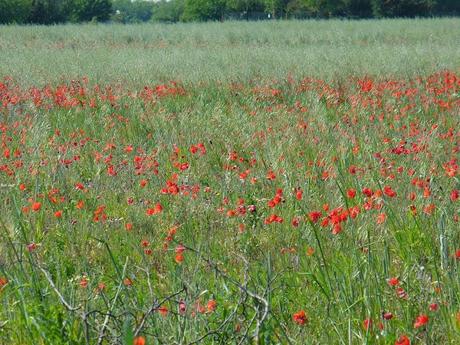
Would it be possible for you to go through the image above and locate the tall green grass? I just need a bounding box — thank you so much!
[0,18,459,86]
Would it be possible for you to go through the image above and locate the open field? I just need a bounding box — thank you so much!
[0,19,459,345]
[0,19,460,86]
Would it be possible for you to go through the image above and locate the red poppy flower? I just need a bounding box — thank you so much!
[207,299,217,313]
[383,312,393,320]
[158,306,168,316]
[413,314,428,328]
[133,336,145,345]
[347,188,356,199]
[308,211,322,223]
[146,203,163,216]
[32,202,42,212]
[362,318,372,331]
[388,277,399,286]
[376,213,386,224]
[179,300,186,315]
[292,310,307,325]
[429,303,438,311]
[175,253,184,264]
[383,186,397,198]
[395,335,410,345]
[295,188,303,200]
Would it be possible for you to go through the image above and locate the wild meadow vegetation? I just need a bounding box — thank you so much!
[0,19,459,344]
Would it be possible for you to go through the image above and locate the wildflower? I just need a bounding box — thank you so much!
[451,189,459,201]
[248,205,256,213]
[413,314,428,328]
[396,287,408,299]
[308,211,322,223]
[75,183,84,190]
[146,203,163,216]
[429,303,438,312]
[32,202,42,212]
[362,187,373,197]
[347,188,356,199]
[362,318,372,331]
[383,312,393,320]
[0,277,8,288]
[266,170,276,180]
[295,188,303,200]
[332,223,342,235]
[80,277,88,288]
[27,243,37,252]
[291,217,300,227]
[133,336,145,345]
[179,300,186,315]
[383,186,397,198]
[395,335,410,345]
[158,306,168,316]
[388,277,399,286]
[292,310,307,325]
[207,299,217,313]
[175,253,184,264]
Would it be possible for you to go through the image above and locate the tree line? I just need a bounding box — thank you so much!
[1,0,459,24]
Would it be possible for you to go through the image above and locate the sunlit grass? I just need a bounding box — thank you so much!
[0,19,459,345]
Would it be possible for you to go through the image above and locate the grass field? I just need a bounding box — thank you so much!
[0,19,459,345]
[0,19,459,86]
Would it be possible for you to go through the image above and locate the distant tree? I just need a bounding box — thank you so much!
[263,0,291,18]
[112,0,154,23]
[299,0,372,17]
[285,0,315,18]
[343,0,373,17]
[435,0,460,15]
[371,0,435,17]
[68,0,112,22]
[181,0,227,21]
[151,0,185,22]
[0,0,32,24]
[27,0,70,24]
[226,0,265,14]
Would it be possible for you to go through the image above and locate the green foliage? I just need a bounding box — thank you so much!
[68,0,112,22]
[263,0,291,18]
[226,0,265,14]
[182,0,227,21]
[112,0,154,23]
[1,0,460,24]
[27,0,72,24]
[435,0,460,15]
[0,0,32,24]
[151,0,185,22]
[371,0,436,17]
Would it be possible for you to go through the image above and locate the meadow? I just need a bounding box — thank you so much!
[0,19,459,344]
